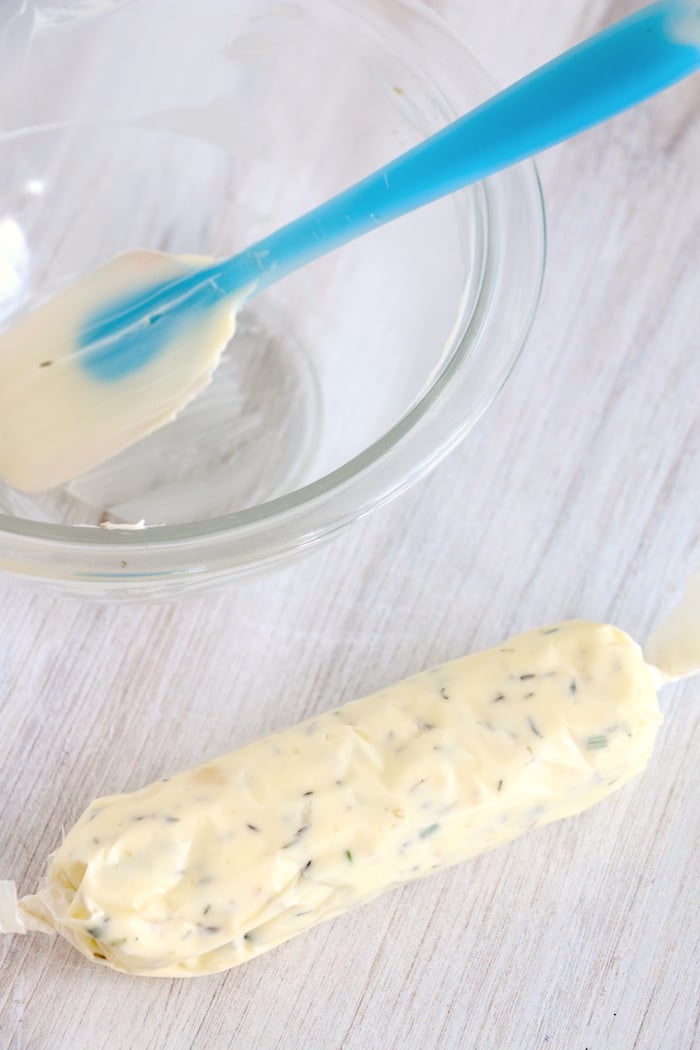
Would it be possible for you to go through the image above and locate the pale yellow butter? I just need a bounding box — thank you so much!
[18,620,661,976]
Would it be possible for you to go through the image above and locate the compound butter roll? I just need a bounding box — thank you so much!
[10,620,662,976]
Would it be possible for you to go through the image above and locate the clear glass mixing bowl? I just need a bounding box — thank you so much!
[0,0,545,600]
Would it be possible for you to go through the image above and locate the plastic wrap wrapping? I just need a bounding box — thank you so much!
[1,619,673,977]
[645,568,700,680]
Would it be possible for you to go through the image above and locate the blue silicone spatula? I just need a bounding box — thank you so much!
[1,0,699,492]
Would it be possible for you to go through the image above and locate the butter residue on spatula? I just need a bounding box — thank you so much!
[0,250,241,492]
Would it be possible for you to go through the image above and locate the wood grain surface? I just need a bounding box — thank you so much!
[1,1,699,1048]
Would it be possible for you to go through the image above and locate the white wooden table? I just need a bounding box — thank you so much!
[1,2,699,1047]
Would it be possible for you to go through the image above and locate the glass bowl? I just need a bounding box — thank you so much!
[0,0,545,600]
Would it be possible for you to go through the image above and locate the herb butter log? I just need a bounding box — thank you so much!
[13,621,663,976]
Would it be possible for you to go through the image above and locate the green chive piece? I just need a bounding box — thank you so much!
[419,823,440,839]
[345,849,353,862]
[586,735,608,750]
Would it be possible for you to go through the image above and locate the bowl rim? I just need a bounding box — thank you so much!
[0,0,547,590]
